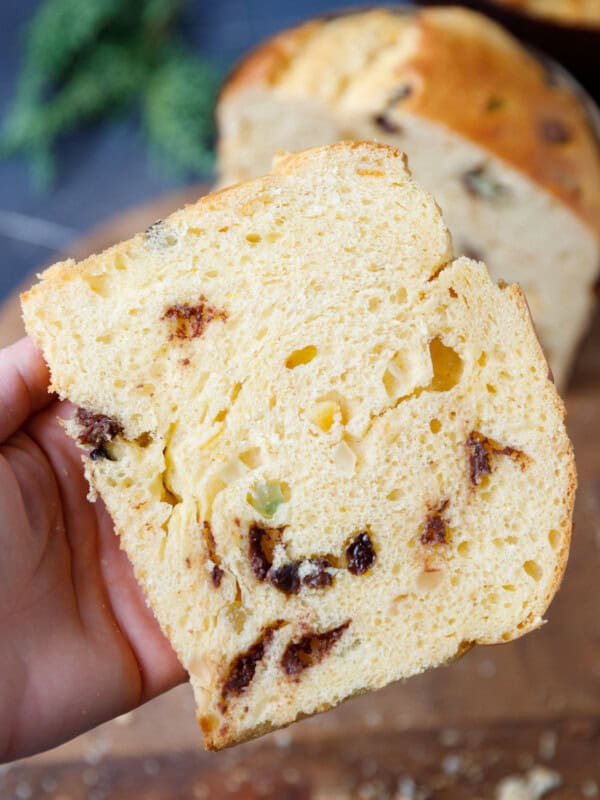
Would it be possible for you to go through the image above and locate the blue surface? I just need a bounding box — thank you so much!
[0,0,401,301]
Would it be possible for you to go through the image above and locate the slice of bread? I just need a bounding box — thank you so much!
[216,6,600,390]
[22,142,575,750]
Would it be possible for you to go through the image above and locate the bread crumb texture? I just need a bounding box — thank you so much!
[22,142,575,750]
[217,5,600,390]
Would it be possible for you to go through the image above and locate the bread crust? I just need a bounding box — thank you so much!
[490,0,600,26]
[220,6,600,234]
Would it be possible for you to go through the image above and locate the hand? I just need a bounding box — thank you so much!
[0,338,185,762]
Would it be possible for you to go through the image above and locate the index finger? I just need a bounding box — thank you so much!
[0,337,53,442]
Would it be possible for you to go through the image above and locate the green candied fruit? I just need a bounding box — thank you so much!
[248,482,286,519]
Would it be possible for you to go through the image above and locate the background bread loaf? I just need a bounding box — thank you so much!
[489,0,600,26]
[22,142,575,750]
[217,6,600,391]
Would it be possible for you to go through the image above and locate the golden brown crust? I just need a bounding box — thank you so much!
[220,19,321,101]
[397,8,600,234]
[219,6,600,234]
[490,0,600,27]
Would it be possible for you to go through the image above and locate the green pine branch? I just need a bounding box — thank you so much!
[1,0,220,188]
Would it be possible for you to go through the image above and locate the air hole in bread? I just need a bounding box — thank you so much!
[230,382,243,404]
[383,346,430,400]
[160,482,179,508]
[96,333,112,344]
[502,584,516,592]
[429,337,463,392]
[286,345,318,369]
[85,273,111,298]
[239,447,263,469]
[386,488,402,502]
[394,287,408,305]
[368,296,382,312]
[523,560,543,581]
[457,541,470,557]
[548,529,561,550]
[417,570,443,591]
[246,233,261,244]
[430,419,442,434]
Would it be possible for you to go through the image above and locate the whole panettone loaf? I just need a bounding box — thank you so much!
[22,142,575,750]
[217,5,600,390]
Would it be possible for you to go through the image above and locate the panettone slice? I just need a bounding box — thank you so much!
[22,142,575,749]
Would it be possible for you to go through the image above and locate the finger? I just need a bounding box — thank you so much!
[95,498,187,701]
[0,338,52,443]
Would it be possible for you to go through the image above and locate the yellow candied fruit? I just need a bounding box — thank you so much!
[308,401,341,433]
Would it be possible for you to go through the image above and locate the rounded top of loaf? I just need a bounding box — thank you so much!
[489,0,600,27]
[220,5,600,234]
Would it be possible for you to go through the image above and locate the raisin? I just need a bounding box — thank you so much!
[421,501,449,546]
[268,562,301,595]
[248,524,283,581]
[212,565,224,588]
[303,558,333,589]
[345,532,376,575]
[249,525,271,581]
[373,113,402,134]
[540,118,572,144]
[467,432,492,486]
[282,621,351,677]
[203,521,224,587]
[145,219,164,236]
[76,408,123,454]
[486,95,505,112]
[222,625,279,698]
[89,445,116,462]
[467,432,529,481]
[162,295,227,340]
[389,85,413,104]
[461,166,508,202]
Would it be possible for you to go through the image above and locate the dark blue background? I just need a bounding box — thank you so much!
[0,0,393,301]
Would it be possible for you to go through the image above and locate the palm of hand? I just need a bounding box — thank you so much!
[0,343,184,762]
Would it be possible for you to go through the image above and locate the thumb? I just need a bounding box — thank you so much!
[0,338,53,443]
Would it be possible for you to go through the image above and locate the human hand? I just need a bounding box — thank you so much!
[0,338,185,763]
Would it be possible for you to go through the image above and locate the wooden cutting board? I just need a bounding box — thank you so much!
[1,187,599,796]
